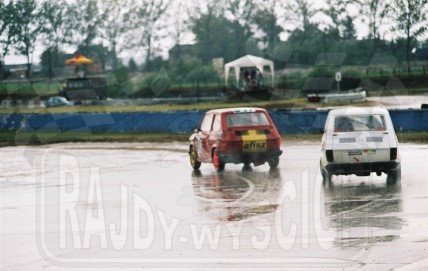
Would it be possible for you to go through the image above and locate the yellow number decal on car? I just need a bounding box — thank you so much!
[242,130,267,152]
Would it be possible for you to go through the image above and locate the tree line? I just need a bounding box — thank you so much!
[1,0,428,79]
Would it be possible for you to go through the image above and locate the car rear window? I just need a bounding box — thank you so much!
[226,112,270,127]
[334,114,386,132]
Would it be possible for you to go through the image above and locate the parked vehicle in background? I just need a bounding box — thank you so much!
[60,54,108,102]
[60,76,107,102]
[189,107,282,171]
[44,96,73,107]
[320,107,401,183]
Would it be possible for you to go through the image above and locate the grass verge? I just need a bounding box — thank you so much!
[0,97,378,114]
[1,131,427,147]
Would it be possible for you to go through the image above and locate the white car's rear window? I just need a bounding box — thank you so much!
[334,114,386,132]
[226,112,270,127]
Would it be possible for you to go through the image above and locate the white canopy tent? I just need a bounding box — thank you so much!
[224,55,275,87]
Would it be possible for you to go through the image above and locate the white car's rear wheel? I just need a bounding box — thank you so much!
[320,162,332,183]
[387,165,401,184]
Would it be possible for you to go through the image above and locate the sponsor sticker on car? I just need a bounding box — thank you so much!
[348,150,362,156]
[241,130,267,152]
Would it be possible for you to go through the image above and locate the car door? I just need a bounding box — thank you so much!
[196,114,214,162]
[208,113,222,152]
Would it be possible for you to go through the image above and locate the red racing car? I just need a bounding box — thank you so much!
[189,107,283,171]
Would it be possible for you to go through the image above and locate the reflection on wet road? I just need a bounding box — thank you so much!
[324,182,402,247]
[1,142,428,270]
[191,169,282,221]
[190,149,406,251]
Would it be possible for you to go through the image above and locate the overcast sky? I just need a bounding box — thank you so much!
[2,0,397,65]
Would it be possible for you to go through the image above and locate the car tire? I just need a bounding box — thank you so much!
[189,145,201,170]
[320,162,332,183]
[387,165,401,184]
[268,157,279,169]
[212,148,225,172]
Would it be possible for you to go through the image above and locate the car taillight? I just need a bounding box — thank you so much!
[390,148,398,160]
[266,138,279,150]
[326,150,334,162]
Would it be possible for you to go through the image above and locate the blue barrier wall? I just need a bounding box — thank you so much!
[1,109,427,133]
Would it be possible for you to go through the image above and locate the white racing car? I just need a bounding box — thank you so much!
[320,107,401,183]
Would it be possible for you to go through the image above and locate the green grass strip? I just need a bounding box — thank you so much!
[0,98,378,114]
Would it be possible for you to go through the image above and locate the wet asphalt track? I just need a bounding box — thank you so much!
[1,142,428,270]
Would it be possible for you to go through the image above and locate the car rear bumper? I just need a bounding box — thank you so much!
[219,149,283,164]
[326,161,400,175]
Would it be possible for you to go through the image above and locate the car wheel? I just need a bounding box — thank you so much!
[268,157,279,169]
[189,145,201,170]
[387,165,401,184]
[320,162,332,183]
[212,148,225,172]
[242,162,252,172]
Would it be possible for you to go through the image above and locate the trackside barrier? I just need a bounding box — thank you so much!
[0,109,427,133]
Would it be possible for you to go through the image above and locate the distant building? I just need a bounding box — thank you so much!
[5,64,27,75]
[3,63,42,79]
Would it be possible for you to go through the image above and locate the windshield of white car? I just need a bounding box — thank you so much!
[334,114,386,132]
[226,112,270,127]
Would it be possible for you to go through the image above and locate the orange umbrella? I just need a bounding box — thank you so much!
[65,54,93,65]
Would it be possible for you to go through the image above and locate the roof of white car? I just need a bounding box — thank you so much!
[206,107,267,114]
[328,107,389,116]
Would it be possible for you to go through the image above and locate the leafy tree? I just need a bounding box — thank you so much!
[14,0,44,77]
[148,56,168,72]
[108,66,132,98]
[359,0,390,54]
[40,0,70,49]
[168,1,190,66]
[390,0,428,75]
[189,2,228,64]
[288,0,318,33]
[0,1,19,63]
[40,47,65,77]
[186,65,219,86]
[224,0,258,58]
[285,24,327,65]
[190,5,236,63]
[253,0,284,51]
[308,66,335,78]
[342,15,356,40]
[389,38,416,65]
[171,57,201,80]
[99,0,133,70]
[324,0,356,39]
[76,44,110,70]
[67,0,104,55]
[271,43,293,69]
[40,0,70,78]
[128,0,170,72]
[128,58,138,72]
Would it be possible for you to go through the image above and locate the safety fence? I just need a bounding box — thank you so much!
[1,109,427,134]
